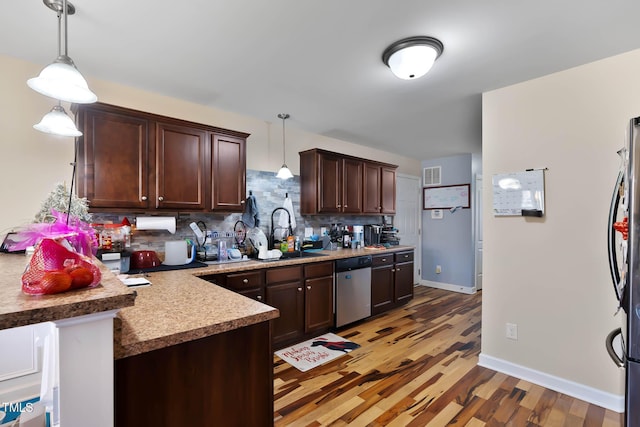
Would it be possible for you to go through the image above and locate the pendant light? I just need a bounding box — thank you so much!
[27,0,97,104]
[32,2,83,137]
[34,103,82,137]
[276,113,294,180]
[382,36,444,80]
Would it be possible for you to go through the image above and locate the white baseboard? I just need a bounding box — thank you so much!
[419,280,476,295]
[478,353,624,413]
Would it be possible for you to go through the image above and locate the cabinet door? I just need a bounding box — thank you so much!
[155,122,207,210]
[342,159,363,213]
[266,281,304,347]
[305,276,334,333]
[371,264,394,315]
[363,163,382,213]
[78,107,151,209]
[318,153,342,213]
[211,134,246,212]
[380,166,397,214]
[394,261,414,304]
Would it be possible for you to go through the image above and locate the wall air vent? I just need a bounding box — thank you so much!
[423,166,441,186]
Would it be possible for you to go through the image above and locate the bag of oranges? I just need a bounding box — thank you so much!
[22,237,101,295]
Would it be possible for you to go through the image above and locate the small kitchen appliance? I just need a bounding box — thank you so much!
[364,224,383,246]
[163,240,196,266]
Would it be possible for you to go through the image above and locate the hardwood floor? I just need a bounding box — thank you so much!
[273,286,622,426]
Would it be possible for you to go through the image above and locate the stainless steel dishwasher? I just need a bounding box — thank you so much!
[335,255,372,327]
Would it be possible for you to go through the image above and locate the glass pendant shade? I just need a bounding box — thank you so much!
[276,164,294,180]
[33,104,82,137]
[387,45,438,80]
[28,56,97,104]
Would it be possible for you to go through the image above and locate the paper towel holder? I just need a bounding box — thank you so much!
[135,216,177,234]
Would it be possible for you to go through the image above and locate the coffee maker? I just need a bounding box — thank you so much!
[364,224,382,246]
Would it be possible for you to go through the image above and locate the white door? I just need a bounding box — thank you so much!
[474,175,483,290]
[395,174,421,283]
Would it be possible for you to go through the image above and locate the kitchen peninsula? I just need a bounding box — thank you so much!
[1,246,413,426]
[0,254,136,427]
[114,245,413,427]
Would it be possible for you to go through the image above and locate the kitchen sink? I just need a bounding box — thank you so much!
[300,251,327,258]
[275,251,327,260]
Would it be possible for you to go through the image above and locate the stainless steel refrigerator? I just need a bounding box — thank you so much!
[607,116,640,426]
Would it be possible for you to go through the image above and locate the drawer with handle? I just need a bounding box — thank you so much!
[372,254,394,267]
[394,251,414,263]
[226,270,265,290]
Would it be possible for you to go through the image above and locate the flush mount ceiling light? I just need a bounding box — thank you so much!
[27,0,97,104]
[382,36,444,80]
[276,113,294,180]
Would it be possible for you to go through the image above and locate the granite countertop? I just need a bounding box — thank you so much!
[1,246,413,360]
[114,246,413,359]
[0,253,136,330]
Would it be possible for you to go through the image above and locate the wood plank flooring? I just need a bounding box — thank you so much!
[273,286,622,426]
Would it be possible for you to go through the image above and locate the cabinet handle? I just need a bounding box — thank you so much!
[396,267,401,271]
[391,268,395,272]
[382,258,387,262]
[243,278,249,284]
[241,200,245,204]
[297,287,303,292]
[337,204,342,208]
[256,295,262,300]
[141,196,148,201]
[307,286,311,290]
[404,255,409,258]
[344,204,347,208]
[158,196,164,201]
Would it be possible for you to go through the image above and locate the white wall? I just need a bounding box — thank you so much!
[0,54,421,235]
[481,48,640,409]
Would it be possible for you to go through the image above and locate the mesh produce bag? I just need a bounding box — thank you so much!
[22,237,101,295]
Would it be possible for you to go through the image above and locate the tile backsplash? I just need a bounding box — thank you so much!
[91,169,387,253]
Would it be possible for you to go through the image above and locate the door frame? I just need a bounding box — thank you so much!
[396,173,422,283]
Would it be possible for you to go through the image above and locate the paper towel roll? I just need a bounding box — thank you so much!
[136,216,176,234]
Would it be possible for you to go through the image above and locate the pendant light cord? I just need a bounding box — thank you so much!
[62,0,69,58]
[278,113,290,165]
[66,137,78,226]
[282,116,286,164]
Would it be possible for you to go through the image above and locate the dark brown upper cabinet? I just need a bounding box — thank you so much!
[299,148,396,215]
[76,102,249,213]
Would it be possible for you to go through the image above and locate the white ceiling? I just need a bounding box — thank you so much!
[3,1,640,160]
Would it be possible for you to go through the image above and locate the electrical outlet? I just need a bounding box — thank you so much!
[506,323,518,340]
[435,265,442,274]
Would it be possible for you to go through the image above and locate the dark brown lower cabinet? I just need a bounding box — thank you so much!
[304,262,334,333]
[371,254,395,315]
[267,262,334,350]
[371,250,415,315]
[394,251,415,304]
[114,320,273,427]
[267,279,305,347]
